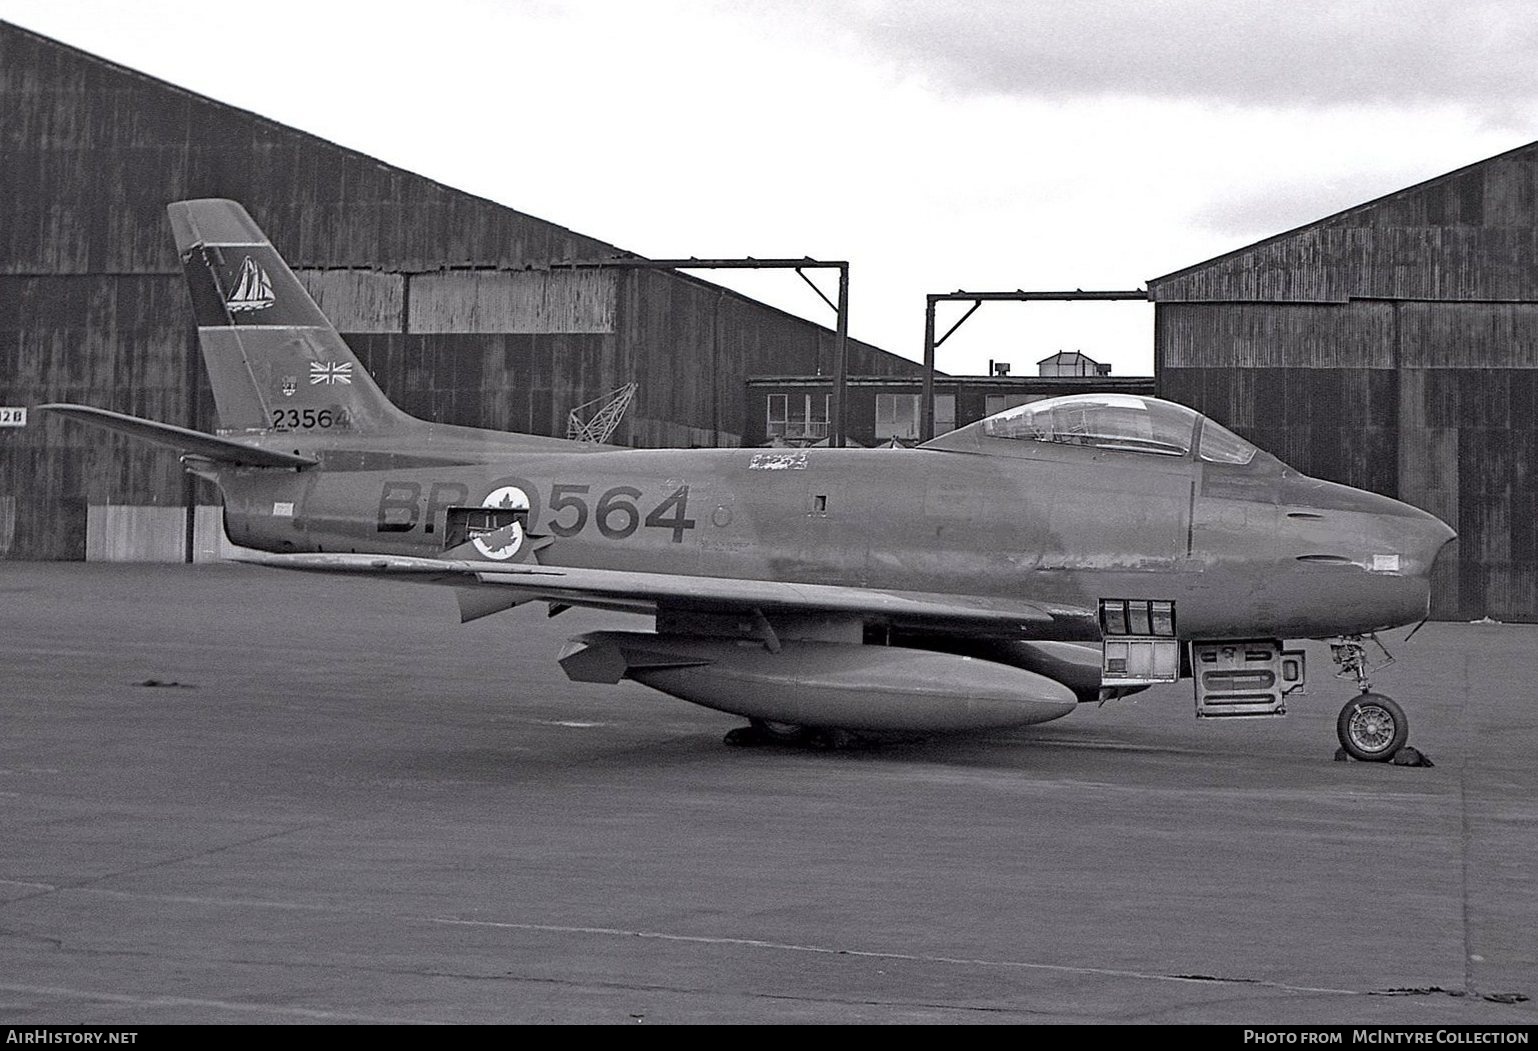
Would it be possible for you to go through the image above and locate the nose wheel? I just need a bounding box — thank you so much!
[1336,692,1408,762]
[1328,634,1424,764]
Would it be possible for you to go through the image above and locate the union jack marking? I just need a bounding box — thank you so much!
[310,362,353,385]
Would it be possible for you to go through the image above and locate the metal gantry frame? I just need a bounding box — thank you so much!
[545,257,850,447]
[920,289,1149,441]
[567,382,639,444]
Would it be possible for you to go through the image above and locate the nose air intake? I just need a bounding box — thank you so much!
[1424,515,1458,573]
[1389,499,1456,580]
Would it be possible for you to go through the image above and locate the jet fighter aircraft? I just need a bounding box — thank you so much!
[42,200,1457,760]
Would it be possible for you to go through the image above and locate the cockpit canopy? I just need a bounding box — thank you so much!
[957,393,1258,464]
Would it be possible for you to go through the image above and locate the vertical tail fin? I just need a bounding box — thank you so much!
[168,199,415,436]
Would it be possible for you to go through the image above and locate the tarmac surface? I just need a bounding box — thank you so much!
[1,562,1536,1025]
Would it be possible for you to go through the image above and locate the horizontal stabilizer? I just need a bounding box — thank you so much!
[38,404,317,468]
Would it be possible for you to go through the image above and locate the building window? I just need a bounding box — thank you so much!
[767,394,787,437]
[875,393,921,440]
[985,393,1041,417]
[766,394,829,440]
[934,394,956,435]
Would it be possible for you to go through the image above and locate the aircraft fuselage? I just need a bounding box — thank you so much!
[220,438,1451,643]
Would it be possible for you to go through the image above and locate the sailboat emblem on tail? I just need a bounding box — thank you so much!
[226,256,275,313]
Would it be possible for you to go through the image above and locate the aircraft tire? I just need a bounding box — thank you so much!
[750,718,809,744]
[807,728,855,750]
[1336,693,1409,762]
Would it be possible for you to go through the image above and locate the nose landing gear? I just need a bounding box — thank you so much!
[1329,635,1427,764]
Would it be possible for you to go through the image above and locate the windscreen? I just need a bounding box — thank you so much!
[981,394,1199,457]
[1197,418,1259,465]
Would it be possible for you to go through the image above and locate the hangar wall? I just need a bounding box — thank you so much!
[743,375,1157,448]
[1153,141,1538,622]
[0,21,918,561]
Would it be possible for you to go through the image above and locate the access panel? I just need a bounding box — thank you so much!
[1099,598,1182,687]
[1191,639,1305,718]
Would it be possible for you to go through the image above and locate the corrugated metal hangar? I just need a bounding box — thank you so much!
[1152,140,1538,622]
[4,21,1537,624]
[744,374,1156,448]
[0,21,919,561]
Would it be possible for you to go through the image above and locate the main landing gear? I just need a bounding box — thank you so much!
[1329,635,1427,765]
[723,719,855,750]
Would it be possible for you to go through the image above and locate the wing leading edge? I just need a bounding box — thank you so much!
[238,552,1092,637]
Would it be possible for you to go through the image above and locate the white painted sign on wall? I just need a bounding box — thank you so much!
[0,408,27,427]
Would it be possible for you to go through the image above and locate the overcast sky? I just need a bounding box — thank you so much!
[3,0,1535,374]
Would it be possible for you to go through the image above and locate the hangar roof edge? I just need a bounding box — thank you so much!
[0,19,919,373]
[1145,137,1538,291]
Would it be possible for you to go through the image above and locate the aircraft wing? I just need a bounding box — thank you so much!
[239,552,1092,637]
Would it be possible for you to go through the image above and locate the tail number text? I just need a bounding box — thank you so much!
[548,484,695,543]
[271,407,351,431]
[378,482,696,543]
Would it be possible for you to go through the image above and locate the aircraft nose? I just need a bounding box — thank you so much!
[1362,493,1456,579]
[1280,474,1455,577]
[1412,508,1457,574]
[1275,475,1454,631]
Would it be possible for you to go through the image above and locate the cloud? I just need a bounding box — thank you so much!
[797,0,1538,113]
[1190,167,1439,238]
